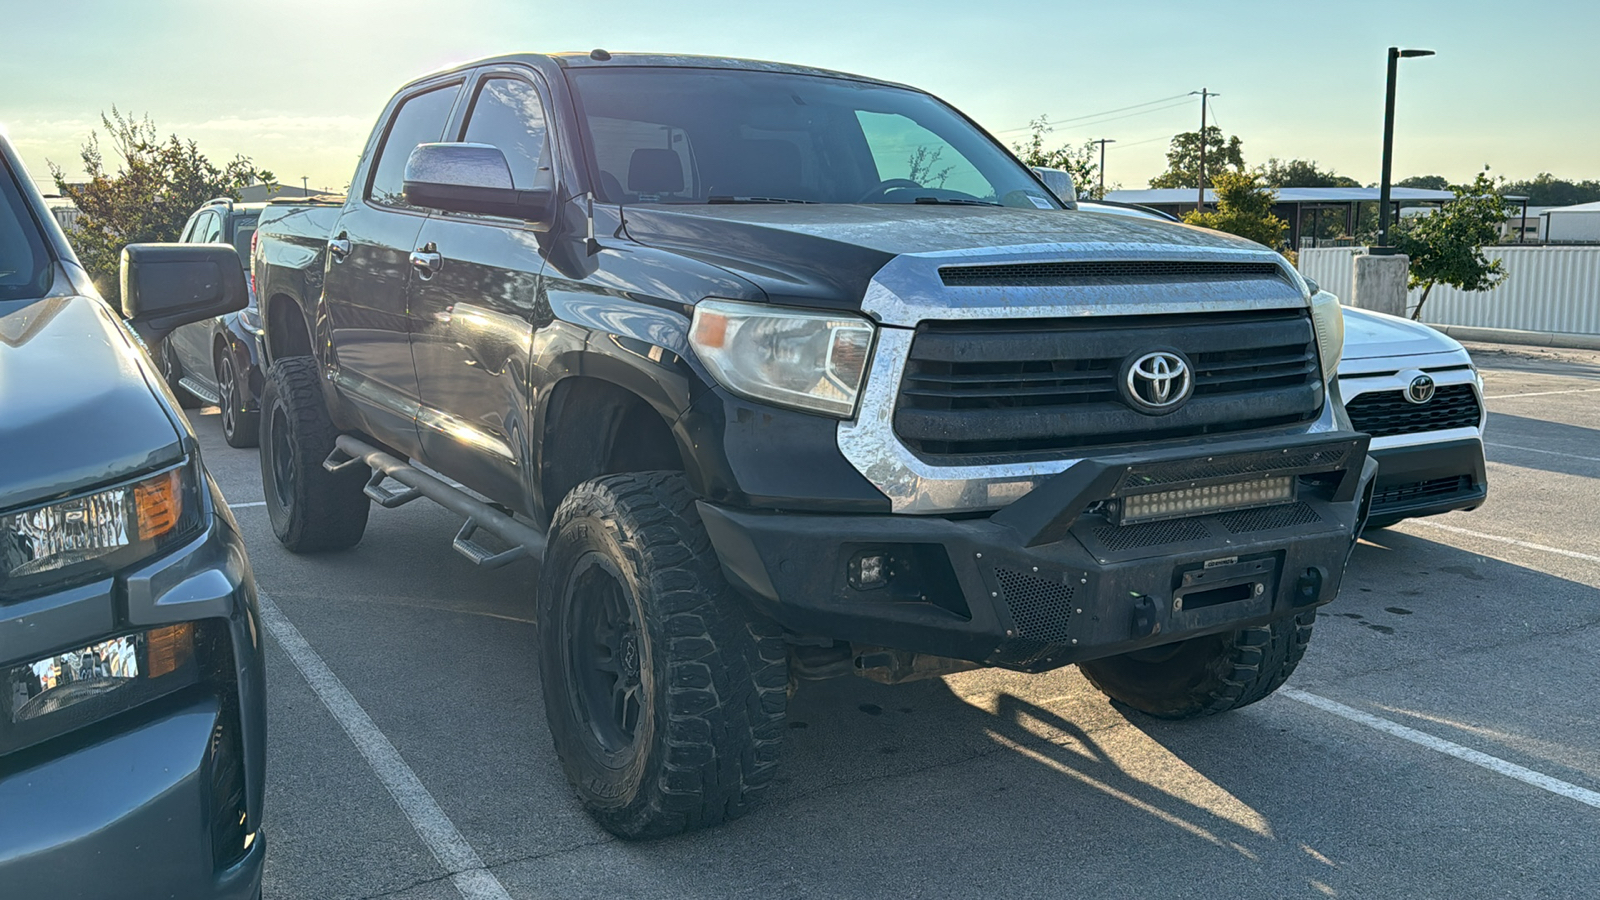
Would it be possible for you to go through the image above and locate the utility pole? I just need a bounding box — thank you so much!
[301,176,309,195]
[1091,138,1115,199]
[1377,47,1435,251]
[1190,89,1218,212]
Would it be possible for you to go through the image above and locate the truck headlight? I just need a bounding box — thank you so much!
[1309,291,1344,382]
[0,463,203,601]
[690,299,876,417]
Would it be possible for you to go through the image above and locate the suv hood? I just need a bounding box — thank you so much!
[0,295,185,511]
[1340,305,1464,361]
[618,204,1277,309]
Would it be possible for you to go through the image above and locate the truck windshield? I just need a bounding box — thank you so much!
[0,161,52,302]
[565,67,1059,210]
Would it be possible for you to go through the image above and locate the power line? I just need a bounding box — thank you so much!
[1107,134,1173,150]
[993,93,1194,135]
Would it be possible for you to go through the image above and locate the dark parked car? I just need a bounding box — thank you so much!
[160,198,267,447]
[254,52,1373,839]
[0,134,265,898]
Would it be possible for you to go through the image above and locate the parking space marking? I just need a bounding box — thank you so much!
[229,501,266,508]
[1484,387,1600,400]
[1282,689,1600,810]
[258,591,515,900]
[1408,519,1600,566]
[1486,442,1600,464]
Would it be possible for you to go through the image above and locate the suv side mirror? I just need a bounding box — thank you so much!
[1031,166,1078,208]
[120,243,247,344]
[403,143,555,225]
[1304,277,1321,295]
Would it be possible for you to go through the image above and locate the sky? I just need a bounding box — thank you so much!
[3,0,1596,195]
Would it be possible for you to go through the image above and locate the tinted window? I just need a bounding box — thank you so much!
[566,67,1058,209]
[369,84,460,207]
[462,78,550,190]
[0,163,52,302]
[229,217,257,265]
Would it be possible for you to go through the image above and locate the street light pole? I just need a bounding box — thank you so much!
[1376,47,1434,251]
[1092,138,1115,199]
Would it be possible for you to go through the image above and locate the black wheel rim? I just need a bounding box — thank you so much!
[566,553,644,756]
[269,406,294,511]
[160,340,178,383]
[218,354,237,436]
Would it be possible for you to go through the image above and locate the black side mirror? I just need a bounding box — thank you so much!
[403,143,555,226]
[120,243,247,344]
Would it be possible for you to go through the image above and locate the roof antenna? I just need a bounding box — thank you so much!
[589,48,611,61]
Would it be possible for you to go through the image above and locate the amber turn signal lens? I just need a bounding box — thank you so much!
[134,469,183,540]
[146,623,195,678]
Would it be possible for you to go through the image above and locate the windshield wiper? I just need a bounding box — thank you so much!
[911,197,1002,207]
[707,196,818,204]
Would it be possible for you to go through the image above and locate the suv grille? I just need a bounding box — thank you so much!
[1345,384,1481,437]
[938,260,1288,287]
[894,309,1322,459]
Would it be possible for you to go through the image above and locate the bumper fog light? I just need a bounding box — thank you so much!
[1119,475,1296,525]
[849,551,888,590]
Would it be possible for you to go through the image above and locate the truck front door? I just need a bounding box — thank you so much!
[406,72,550,510]
[320,80,462,459]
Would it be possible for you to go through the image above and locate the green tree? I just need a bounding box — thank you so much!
[1148,125,1244,189]
[1392,169,1515,321]
[1182,171,1288,250]
[1011,117,1107,199]
[1258,157,1359,188]
[1500,173,1600,207]
[1397,174,1451,191]
[49,108,272,302]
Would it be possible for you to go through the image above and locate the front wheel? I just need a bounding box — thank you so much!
[258,356,369,552]
[157,338,202,409]
[217,346,260,448]
[1078,612,1315,719]
[537,472,788,839]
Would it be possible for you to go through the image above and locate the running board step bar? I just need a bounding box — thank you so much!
[324,435,545,568]
[177,376,222,406]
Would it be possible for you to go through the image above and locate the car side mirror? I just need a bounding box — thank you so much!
[120,243,248,344]
[403,143,555,226]
[1304,277,1321,295]
[1031,166,1078,208]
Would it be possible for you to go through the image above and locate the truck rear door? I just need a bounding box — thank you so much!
[320,79,463,459]
[406,70,551,509]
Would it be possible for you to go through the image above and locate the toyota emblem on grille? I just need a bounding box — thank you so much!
[1122,350,1194,414]
[1406,374,1436,404]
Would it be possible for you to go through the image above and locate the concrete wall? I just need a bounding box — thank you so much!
[1299,245,1600,335]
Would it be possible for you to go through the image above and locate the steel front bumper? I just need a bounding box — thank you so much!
[1368,437,1487,521]
[700,432,1376,672]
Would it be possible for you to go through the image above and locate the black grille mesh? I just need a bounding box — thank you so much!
[1219,502,1323,534]
[996,568,1076,643]
[939,260,1287,287]
[1093,518,1212,552]
[1345,384,1481,437]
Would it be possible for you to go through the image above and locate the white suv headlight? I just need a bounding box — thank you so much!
[1309,291,1344,382]
[690,299,876,417]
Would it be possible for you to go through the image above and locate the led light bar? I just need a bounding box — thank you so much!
[1118,476,1297,525]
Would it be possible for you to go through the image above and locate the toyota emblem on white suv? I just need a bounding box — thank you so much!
[1406,374,1436,404]
[1122,350,1194,414]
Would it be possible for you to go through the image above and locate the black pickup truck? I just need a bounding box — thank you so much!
[253,51,1375,838]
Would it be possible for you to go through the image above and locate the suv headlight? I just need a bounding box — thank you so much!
[1309,291,1344,382]
[690,299,876,417]
[0,462,204,601]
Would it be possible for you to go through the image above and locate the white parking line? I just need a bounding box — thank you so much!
[1486,442,1600,464]
[1282,689,1600,810]
[257,591,514,900]
[229,501,267,508]
[1407,519,1600,566]
[1484,387,1600,400]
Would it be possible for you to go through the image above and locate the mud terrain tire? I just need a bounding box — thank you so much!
[259,356,369,552]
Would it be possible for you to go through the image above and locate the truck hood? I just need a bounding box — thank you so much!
[0,295,185,511]
[617,204,1276,309]
[1340,305,1464,361]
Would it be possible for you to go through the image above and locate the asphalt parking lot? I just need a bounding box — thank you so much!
[191,342,1600,900]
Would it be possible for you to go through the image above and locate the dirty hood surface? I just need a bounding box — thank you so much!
[0,295,183,510]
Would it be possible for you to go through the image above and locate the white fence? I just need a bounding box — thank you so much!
[1298,245,1600,335]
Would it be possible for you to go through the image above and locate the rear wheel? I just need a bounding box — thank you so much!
[537,472,788,839]
[1078,612,1315,719]
[217,345,260,448]
[258,356,369,552]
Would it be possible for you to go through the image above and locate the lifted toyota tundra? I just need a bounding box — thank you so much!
[252,51,1376,838]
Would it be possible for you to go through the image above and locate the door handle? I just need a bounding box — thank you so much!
[328,235,351,262]
[410,244,442,279]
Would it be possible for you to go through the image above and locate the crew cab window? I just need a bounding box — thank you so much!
[462,77,550,190]
[368,84,460,208]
